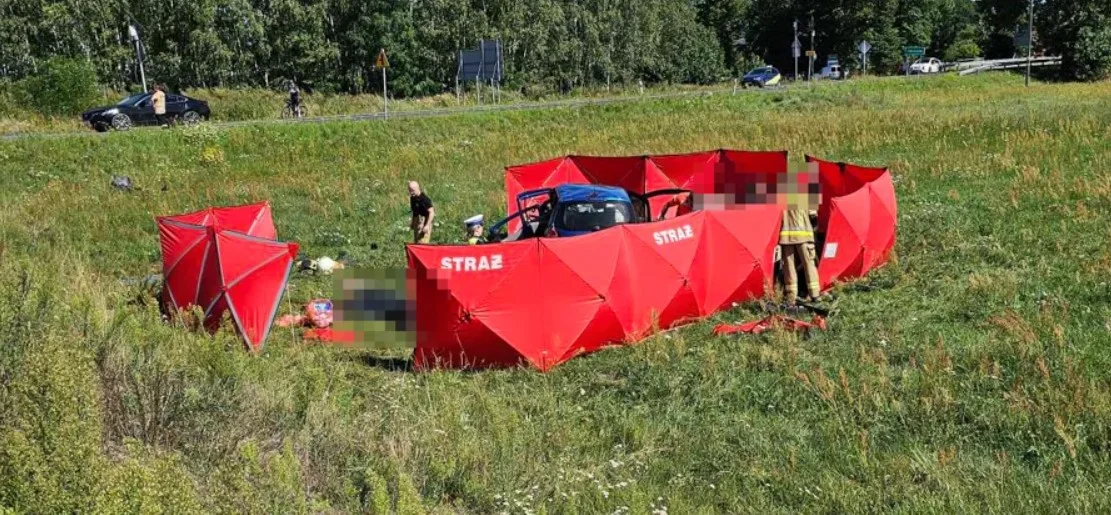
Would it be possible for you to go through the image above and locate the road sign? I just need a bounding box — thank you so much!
[904,46,925,57]
[805,50,817,58]
[1014,25,1032,48]
[858,41,872,55]
[375,48,389,69]
[792,38,801,59]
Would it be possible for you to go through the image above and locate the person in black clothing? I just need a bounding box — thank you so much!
[288,81,302,117]
[408,181,435,243]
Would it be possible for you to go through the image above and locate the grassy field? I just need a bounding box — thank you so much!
[0,80,731,136]
[1,73,1110,514]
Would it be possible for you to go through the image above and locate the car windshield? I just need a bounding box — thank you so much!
[749,67,770,75]
[560,202,632,232]
[117,94,148,106]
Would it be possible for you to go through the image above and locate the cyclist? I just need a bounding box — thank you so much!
[287,81,302,117]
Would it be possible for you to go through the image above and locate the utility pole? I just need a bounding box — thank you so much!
[128,25,147,92]
[1025,0,1034,87]
[809,13,816,82]
[793,19,800,81]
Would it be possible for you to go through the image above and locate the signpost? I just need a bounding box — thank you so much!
[1024,0,1034,87]
[858,40,871,75]
[375,48,389,117]
[806,49,816,82]
[904,46,925,76]
[456,39,504,104]
[792,37,802,79]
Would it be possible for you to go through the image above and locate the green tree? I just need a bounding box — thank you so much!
[19,57,100,116]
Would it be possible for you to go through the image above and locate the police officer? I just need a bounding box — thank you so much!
[464,215,484,244]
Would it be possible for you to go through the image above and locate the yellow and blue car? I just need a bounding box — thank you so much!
[741,65,782,88]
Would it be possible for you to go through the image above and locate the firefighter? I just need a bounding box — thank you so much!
[779,188,820,304]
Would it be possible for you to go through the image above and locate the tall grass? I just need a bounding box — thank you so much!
[1,73,1110,513]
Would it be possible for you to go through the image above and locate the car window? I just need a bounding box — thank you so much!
[169,95,186,103]
[117,94,148,106]
[559,202,632,232]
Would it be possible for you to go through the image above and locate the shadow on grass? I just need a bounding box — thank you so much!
[350,353,414,372]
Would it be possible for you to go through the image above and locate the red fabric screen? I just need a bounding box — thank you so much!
[406,207,781,371]
[157,203,298,351]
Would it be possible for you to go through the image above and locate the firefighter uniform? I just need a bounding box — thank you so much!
[780,207,820,303]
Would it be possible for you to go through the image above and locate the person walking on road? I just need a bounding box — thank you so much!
[409,181,435,243]
[152,84,168,128]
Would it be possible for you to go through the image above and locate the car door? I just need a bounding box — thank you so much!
[130,94,156,125]
[167,95,188,117]
[633,189,694,221]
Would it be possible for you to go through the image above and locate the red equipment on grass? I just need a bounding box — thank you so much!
[806,156,897,290]
[408,149,897,371]
[407,207,781,370]
[157,202,299,351]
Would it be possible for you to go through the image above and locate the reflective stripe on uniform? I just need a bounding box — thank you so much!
[780,230,814,237]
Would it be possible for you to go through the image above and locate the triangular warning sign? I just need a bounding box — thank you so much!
[375,49,389,69]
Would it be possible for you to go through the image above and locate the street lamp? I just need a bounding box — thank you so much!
[128,25,147,92]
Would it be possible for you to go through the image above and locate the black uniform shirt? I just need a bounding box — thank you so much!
[410,192,433,218]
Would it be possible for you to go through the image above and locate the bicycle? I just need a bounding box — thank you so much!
[280,99,306,119]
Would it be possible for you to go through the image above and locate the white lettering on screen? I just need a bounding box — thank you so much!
[653,225,695,246]
[440,254,504,272]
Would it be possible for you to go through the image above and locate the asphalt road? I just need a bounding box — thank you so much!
[0,77,904,142]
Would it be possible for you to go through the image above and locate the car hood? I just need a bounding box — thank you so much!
[81,105,118,119]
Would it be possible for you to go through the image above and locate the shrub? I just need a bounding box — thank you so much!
[395,471,426,515]
[18,58,101,117]
[944,39,982,62]
[1060,23,1111,81]
[362,467,391,515]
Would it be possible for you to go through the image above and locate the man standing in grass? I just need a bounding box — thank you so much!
[152,84,168,128]
[409,181,435,243]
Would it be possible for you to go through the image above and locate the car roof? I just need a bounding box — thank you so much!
[554,184,631,203]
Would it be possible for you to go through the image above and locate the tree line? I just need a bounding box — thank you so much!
[0,0,1107,99]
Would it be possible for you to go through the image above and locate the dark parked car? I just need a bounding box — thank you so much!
[81,92,210,132]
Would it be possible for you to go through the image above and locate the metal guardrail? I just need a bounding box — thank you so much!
[954,56,1062,76]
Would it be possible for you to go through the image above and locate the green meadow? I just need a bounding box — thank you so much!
[1,73,1110,514]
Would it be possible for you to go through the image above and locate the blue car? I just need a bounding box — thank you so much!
[486,184,692,242]
[742,66,783,88]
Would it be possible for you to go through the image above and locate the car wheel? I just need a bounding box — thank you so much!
[110,113,132,131]
[182,110,202,126]
[93,123,109,133]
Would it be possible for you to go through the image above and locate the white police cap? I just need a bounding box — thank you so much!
[464,214,484,228]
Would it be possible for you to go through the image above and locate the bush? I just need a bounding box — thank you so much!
[1060,23,1111,81]
[944,39,982,62]
[18,58,101,117]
